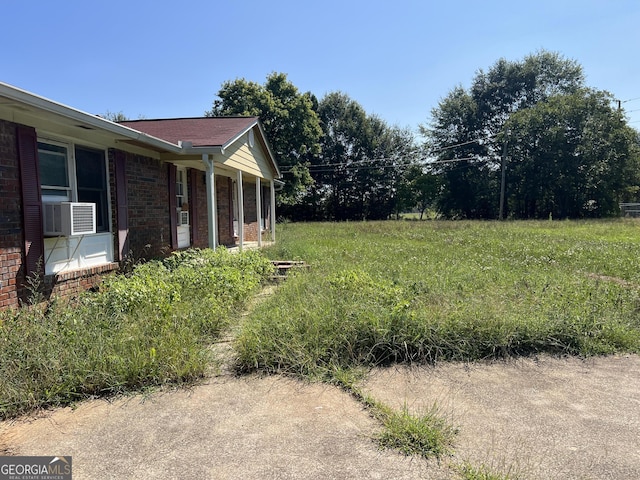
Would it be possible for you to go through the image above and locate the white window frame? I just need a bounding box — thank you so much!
[38,136,111,233]
[38,139,76,203]
[37,135,113,275]
[176,166,189,225]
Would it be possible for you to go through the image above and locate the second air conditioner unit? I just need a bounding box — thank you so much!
[178,210,189,226]
[43,202,96,236]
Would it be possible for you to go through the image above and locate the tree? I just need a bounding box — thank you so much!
[425,86,496,218]
[423,50,640,218]
[307,92,419,220]
[102,110,130,122]
[505,89,640,218]
[207,73,323,207]
[394,164,441,219]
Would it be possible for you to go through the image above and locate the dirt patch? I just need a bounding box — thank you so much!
[363,354,640,479]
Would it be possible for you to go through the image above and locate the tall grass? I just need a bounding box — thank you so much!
[0,248,273,419]
[236,220,640,378]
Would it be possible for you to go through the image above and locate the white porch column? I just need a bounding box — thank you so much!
[270,179,276,242]
[256,177,262,247]
[236,170,244,251]
[202,154,217,250]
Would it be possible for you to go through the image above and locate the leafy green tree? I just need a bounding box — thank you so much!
[309,92,418,220]
[207,73,323,206]
[505,89,640,218]
[424,50,587,218]
[394,165,441,219]
[425,87,495,218]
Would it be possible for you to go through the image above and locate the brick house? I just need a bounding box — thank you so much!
[0,82,281,309]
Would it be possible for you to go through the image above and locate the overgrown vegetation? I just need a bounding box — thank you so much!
[0,248,273,419]
[236,220,640,379]
[236,219,640,470]
[376,404,457,459]
[329,368,457,461]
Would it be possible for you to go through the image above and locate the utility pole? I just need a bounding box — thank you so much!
[499,130,509,220]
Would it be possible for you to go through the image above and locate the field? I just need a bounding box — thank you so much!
[237,219,640,378]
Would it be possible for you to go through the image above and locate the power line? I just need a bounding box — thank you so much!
[428,156,478,165]
[306,157,397,168]
[281,132,499,174]
[296,163,419,174]
[428,136,493,154]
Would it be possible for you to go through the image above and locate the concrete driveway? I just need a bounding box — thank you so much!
[1,355,639,479]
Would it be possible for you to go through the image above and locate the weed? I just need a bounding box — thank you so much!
[455,462,519,480]
[238,220,640,378]
[330,368,457,461]
[0,248,273,419]
[376,405,457,459]
[23,257,45,306]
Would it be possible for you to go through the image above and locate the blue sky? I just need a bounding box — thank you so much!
[3,1,640,135]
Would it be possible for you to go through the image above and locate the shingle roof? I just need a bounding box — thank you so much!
[119,117,259,148]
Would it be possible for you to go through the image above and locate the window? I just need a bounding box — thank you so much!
[176,168,186,208]
[38,142,71,200]
[176,167,189,226]
[76,146,108,233]
[37,139,109,233]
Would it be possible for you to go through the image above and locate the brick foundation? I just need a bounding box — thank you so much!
[44,262,119,299]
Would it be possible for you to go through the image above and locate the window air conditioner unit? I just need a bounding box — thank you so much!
[178,210,189,226]
[43,202,96,236]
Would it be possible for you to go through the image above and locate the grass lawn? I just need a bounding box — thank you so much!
[236,219,640,378]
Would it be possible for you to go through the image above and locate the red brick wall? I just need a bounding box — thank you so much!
[242,182,259,242]
[191,169,209,249]
[216,176,234,246]
[120,151,172,259]
[45,262,119,299]
[0,120,26,308]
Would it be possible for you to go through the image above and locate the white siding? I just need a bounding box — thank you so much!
[44,233,113,275]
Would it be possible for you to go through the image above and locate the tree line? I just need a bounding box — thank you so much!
[208,50,640,220]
